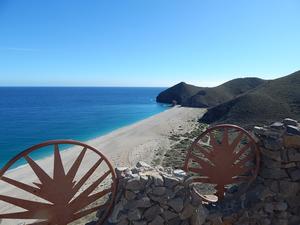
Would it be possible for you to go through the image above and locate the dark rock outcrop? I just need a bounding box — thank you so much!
[156,82,202,105]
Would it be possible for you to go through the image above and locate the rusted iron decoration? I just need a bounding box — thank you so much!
[0,140,117,225]
[184,124,260,200]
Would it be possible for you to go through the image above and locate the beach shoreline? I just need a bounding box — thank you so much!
[0,106,206,225]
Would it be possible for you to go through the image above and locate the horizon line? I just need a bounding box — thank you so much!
[0,85,168,88]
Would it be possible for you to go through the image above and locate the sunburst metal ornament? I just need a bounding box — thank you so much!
[0,140,117,225]
[184,124,260,200]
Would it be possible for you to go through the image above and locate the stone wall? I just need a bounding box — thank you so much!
[107,162,208,225]
[104,118,300,225]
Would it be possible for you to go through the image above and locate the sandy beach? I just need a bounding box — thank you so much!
[0,106,206,225]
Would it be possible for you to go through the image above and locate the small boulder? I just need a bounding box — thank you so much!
[283,118,298,127]
[143,204,163,221]
[168,197,184,213]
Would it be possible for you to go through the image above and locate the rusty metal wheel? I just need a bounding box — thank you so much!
[184,124,260,200]
[0,140,117,225]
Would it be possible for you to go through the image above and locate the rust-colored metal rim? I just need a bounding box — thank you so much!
[0,139,117,225]
[184,124,260,201]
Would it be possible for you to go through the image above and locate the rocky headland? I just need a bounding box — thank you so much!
[156,70,300,127]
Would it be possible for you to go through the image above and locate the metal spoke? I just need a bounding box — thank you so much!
[184,125,259,200]
[0,140,117,225]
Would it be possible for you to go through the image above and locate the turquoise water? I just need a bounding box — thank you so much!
[0,87,168,167]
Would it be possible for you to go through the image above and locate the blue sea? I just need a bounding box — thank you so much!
[0,87,168,167]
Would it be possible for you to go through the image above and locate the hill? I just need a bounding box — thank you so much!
[187,77,266,107]
[200,70,300,126]
[156,78,266,107]
[156,82,202,105]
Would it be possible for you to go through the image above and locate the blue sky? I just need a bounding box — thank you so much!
[0,0,299,87]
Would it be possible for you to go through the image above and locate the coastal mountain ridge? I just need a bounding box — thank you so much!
[156,70,300,126]
[200,70,300,126]
[156,77,267,107]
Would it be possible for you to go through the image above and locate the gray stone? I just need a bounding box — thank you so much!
[125,190,136,200]
[277,211,289,219]
[136,161,151,168]
[132,221,147,225]
[260,168,288,179]
[168,197,184,213]
[143,204,163,221]
[191,205,208,225]
[283,135,300,148]
[163,174,180,188]
[269,180,279,193]
[116,219,129,225]
[273,202,288,211]
[167,217,182,225]
[264,203,274,213]
[263,137,283,150]
[253,126,268,135]
[180,221,190,225]
[148,215,164,225]
[163,209,178,221]
[260,218,271,225]
[109,199,127,223]
[288,149,300,162]
[271,122,285,130]
[124,197,152,209]
[126,176,144,191]
[260,148,281,161]
[283,118,298,126]
[151,186,166,196]
[279,180,300,197]
[173,169,186,178]
[152,173,164,186]
[115,167,129,178]
[174,184,185,194]
[286,196,300,207]
[256,186,275,201]
[272,219,288,225]
[289,215,300,225]
[165,189,176,199]
[131,167,140,174]
[288,169,300,181]
[128,209,142,221]
[135,197,152,208]
[264,128,285,139]
[286,125,300,135]
[179,203,195,220]
[148,193,168,205]
[281,162,297,168]
[262,156,281,168]
[140,175,149,185]
[281,150,289,163]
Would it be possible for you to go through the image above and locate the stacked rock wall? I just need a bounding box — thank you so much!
[107,162,208,225]
[232,118,300,225]
[105,118,300,225]
[203,118,300,225]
